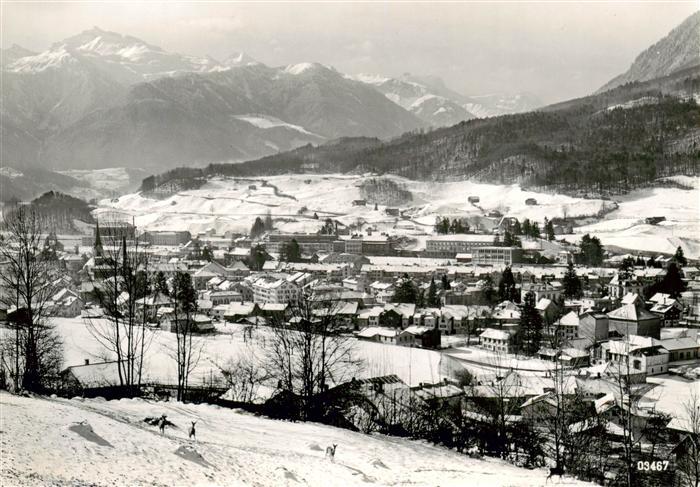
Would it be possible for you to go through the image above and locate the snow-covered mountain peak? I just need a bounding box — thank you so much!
[347,73,391,85]
[7,45,78,73]
[283,62,337,76]
[1,44,38,67]
[598,10,700,92]
[223,51,260,67]
[6,27,226,80]
[56,27,162,56]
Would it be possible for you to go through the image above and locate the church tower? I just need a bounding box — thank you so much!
[94,219,104,258]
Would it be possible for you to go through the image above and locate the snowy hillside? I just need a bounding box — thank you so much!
[101,174,615,234]
[0,392,591,487]
[571,184,700,258]
[97,173,699,257]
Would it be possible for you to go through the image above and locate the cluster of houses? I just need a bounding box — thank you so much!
[4,221,697,486]
[17,224,700,359]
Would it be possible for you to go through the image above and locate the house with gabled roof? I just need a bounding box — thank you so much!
[600,335,669,376]
[607,302,662,339]
[660,337,700,363]
[479,328,513,354]
[556,310,580,343]
[356,327,414,346]
[648,294,684,327]
[193,261,229,289]
[60,360,127,398]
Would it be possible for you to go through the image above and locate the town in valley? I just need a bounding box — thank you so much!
[1,4,699,487]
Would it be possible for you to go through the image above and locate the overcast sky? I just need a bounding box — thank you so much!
[2,2,698,104]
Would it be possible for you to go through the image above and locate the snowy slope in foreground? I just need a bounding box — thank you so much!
[0,392,590,487]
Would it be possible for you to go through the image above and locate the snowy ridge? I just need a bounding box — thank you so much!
[348,74,475,126]
[224,51,259,67]
[347,73,392,85]
[8,46,76,72]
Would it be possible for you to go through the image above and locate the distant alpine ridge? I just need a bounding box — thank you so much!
[1,27,545,173]
[0,28,493,173]
[349,73,542,124]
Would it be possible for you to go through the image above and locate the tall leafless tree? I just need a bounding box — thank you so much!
[84,221,154,394]
[0,206,63,392]
[265,289,361,419]
[678,388,700,487]
[169,271,203,401]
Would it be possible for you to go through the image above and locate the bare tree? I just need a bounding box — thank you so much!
[84,221,154,394]
[526,351,588,474]
[265,290,362,419]
[218,351,272,404]
[678,388,700,487]
[610,336,639,487]
[606,336,672,487]
[465,352,526,459]
[169,271,203,401]
[0,206,64,392]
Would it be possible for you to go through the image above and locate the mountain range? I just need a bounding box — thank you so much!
[2,11,698,200]
[1,28,427,173]
[1,27,539,176]
[147,12,700,195]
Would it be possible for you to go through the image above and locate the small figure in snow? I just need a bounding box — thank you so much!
[158,414,167,435]
[325,443,337,462]
[189,421,197,440]
[546,466,564,482]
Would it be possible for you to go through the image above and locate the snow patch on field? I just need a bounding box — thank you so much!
[234,114,323,137]
[659,175,700,190]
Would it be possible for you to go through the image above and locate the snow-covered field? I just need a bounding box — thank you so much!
[571,184,700,258]
[0,391,591,487]
[49,318,444,389]
[96,173,699,257]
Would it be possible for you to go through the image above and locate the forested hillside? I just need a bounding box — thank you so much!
[145,69,699,196]
[2,191,95,234]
